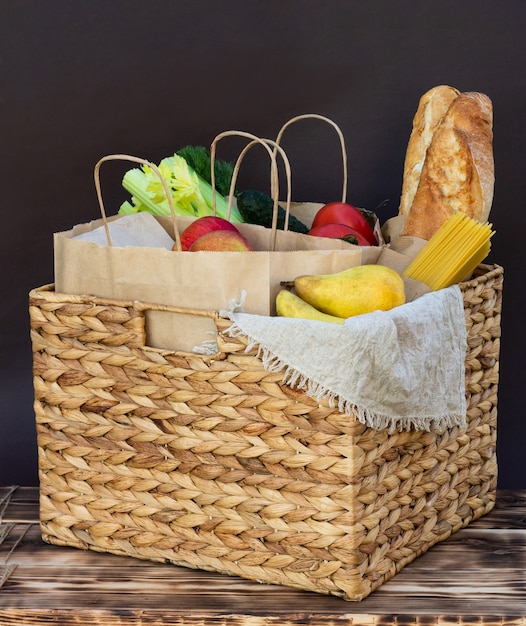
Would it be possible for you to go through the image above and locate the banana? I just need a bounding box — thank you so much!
[276,289,345,325]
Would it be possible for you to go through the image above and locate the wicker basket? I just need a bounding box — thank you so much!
[29,263,503,601]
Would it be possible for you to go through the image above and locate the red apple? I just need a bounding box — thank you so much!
[311,202,377,244]
[189,229,253,252]
[308,223,372,246]
[176,216,240,251]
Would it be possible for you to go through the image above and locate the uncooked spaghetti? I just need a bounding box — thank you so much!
[403,213,495,290]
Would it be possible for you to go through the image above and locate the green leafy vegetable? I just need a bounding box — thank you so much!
[176,145,236,198]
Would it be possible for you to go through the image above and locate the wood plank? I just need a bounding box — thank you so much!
[1,530,524,614]
[0,487,525,625]
[0,486,39,524]
[0,605,525,625]
[472,490,526,529]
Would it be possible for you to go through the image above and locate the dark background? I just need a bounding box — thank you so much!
[1,1,524,488]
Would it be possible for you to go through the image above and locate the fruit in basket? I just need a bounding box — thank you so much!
[311,202,377,244]
[308,223,372,246]
[176,216,240,251]
[276,289,346,324]
[189,229,253,251]
[294,264,405,318]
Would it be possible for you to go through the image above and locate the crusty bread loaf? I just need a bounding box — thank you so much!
[400,91,494,240]
[398,85,460,216]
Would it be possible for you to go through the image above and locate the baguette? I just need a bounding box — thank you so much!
[398,85,460,216]
[400,91,494,240]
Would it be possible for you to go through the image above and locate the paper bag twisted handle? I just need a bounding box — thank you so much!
[274,113,348,203]
[93,154,182,251]
[228,138,293,231]
[210,131,292,251]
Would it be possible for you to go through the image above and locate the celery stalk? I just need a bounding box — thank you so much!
[119,154,244,222]
[198,175,243,222]
[119,200,140,214]
[121,167,198,217]
[120,169,171,216]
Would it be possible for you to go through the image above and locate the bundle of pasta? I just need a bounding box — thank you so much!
[403,213,494,290]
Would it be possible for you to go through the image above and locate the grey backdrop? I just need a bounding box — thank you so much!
[1,0,524,488]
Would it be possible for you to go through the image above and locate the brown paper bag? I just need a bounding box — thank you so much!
[54,133,371,351]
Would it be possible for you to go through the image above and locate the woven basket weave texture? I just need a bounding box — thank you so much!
[29,264,503,601]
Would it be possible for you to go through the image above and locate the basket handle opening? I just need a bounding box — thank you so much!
[133,299,237,357]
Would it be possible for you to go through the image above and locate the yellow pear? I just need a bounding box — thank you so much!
[276,289,345,324]
[294,264,406,318]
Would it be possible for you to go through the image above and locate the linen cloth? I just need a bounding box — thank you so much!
[223,285,467,433]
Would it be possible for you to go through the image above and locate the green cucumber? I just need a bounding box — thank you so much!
[236,190,309,234]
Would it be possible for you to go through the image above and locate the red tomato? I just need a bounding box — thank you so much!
[311,202,377,244]
[308,223,372,246]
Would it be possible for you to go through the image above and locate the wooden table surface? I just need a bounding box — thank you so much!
[0,486,525,625]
